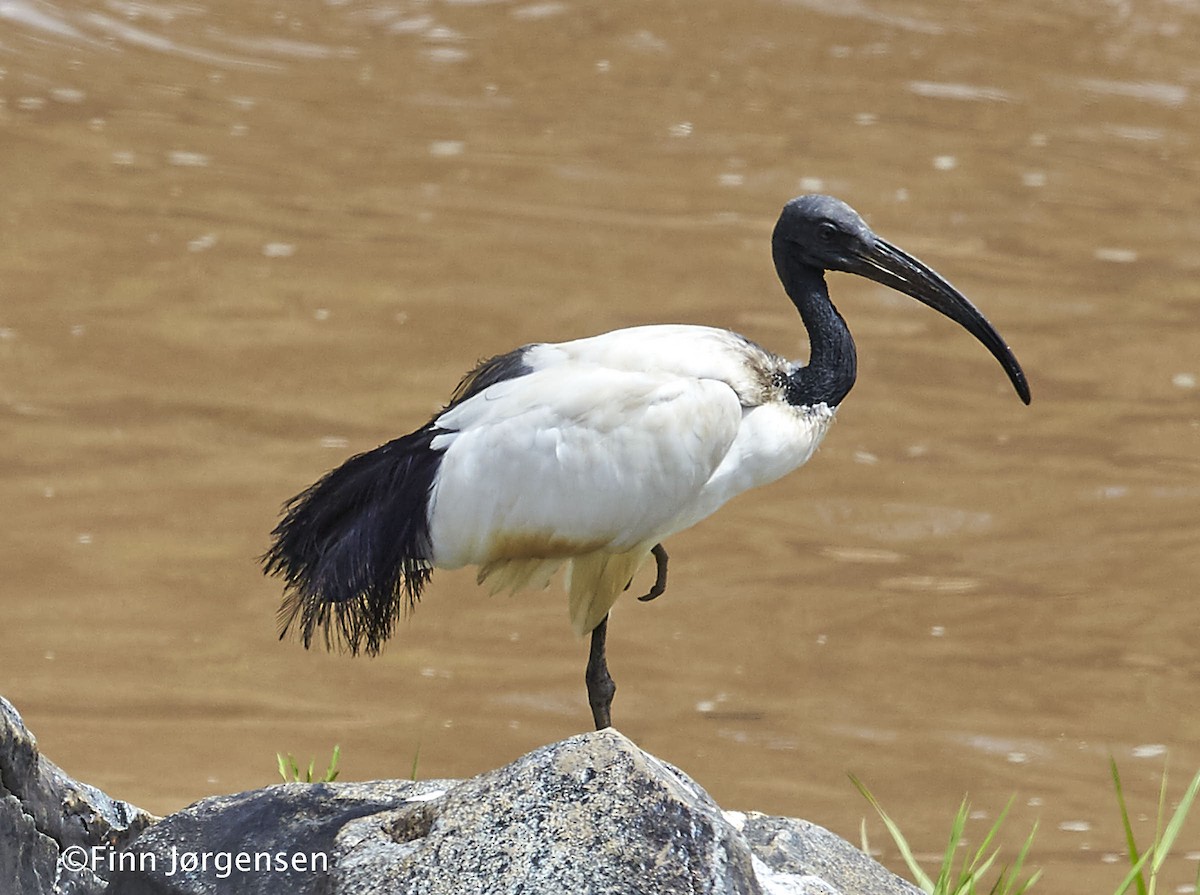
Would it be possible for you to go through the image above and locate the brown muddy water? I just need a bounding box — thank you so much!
[3,1,1199,890]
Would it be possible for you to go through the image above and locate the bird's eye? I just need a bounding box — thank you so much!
[817,221,840,242]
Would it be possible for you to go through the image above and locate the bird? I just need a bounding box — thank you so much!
[263,194,1030,731]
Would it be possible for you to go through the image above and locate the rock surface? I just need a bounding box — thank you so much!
[326,731,761,895]
[1,696,157,895]
[2,695,920,895]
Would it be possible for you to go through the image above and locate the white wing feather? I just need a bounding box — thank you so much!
[423,323,834,634]
[428,366,743,568]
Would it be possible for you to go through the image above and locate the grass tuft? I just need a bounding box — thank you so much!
[851,774,1039,895]
[276,744,341,783]
[1110,759,1200,895]
[854,761,1200,895]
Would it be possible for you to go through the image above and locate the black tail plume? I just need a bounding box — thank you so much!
[262,425,444,656]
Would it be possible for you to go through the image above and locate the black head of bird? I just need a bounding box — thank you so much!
[773,194,1030,406]
[264,193,1030,733]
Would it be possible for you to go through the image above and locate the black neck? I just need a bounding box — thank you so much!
[772,238,857,408]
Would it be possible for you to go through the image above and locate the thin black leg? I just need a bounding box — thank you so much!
[636,543,669,602]
[586,614,616,730]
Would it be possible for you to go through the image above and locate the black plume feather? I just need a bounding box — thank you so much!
[262,425,445,656]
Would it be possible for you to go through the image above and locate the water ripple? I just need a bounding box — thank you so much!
[1077,78,1189,107]
[908,80,1014,103]
[780,0,946,34]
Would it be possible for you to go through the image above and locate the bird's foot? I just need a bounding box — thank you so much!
[636,543,669,602]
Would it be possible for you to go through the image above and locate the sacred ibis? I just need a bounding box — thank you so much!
[263,194,1029,730]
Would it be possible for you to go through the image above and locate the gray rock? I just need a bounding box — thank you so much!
[330,730,760,895]
[106,778,452,895]
[105,729,920,895]
[2,695,921,895]
[0,696,157,895]
[735,812,920,895]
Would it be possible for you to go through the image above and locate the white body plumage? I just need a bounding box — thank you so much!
[426,324,836,635]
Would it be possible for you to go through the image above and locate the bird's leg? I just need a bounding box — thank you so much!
[586,614,616,730]
[636,543,669,602]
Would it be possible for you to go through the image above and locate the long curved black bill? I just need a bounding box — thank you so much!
[851,238,1031,405]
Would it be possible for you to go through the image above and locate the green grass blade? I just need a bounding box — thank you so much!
[276,752,289,783]
[953,849,996,894]
[850,773,936,893]
[993,819,1040,895]
[1013,867,1043,895]
[1150,766,1200,876]
[959,796,1015,891]
[1111,757,1147,895]
[324,744,341,783]
[936,799,969,893]
[1112,848,1156,895]
[410,740,422,782]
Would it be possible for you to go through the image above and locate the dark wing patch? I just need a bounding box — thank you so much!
[447,346,535,408]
